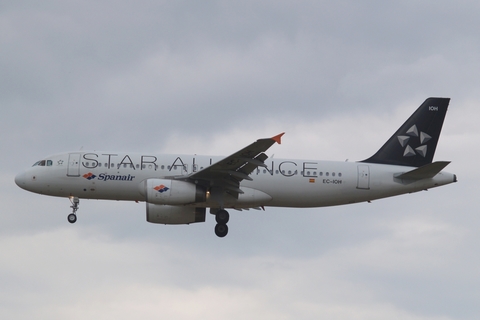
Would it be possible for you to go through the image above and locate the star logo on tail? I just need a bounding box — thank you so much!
[397,124,432,158]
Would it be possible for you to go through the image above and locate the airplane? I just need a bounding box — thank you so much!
[15,97,457,237]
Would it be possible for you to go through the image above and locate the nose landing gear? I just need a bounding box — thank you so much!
[67,196,79,224]
[214,209,230,237]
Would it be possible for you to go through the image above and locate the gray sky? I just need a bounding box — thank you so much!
[1,1,479,319]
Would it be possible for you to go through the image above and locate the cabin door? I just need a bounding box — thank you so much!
[357,165,370,190]
[67,153,81,177]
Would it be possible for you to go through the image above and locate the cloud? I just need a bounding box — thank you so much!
[1,208,473,320]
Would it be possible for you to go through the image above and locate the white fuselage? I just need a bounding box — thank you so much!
[15,151,456,209]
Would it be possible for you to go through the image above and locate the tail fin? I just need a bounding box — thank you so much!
[362,97,450,167]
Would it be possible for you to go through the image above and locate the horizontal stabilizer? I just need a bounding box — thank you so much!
[394,161,450,180]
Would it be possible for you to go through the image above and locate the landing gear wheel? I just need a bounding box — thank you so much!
[68,197,79,224]
[215,209,230,224]
[67,213,77,224]
[214,223,229,238]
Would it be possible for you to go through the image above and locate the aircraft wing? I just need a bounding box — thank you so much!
[184,133,284,196]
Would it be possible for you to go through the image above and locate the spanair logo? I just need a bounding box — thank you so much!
[397,124,432,158]
[82,172,135,181]
[154,184,170,193]
[83,172,96,180]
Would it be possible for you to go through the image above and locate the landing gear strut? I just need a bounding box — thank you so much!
[68,196,79,224]
[214,209,229,237]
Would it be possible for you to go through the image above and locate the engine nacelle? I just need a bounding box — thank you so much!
[141,179,206,205]
[146,204,206,224]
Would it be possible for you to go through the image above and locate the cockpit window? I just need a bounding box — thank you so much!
[33,160,49,167]
[33,160,46,166]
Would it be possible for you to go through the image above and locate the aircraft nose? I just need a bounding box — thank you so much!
[15,171,27,189]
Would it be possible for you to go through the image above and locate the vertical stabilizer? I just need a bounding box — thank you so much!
[362,97,450,167]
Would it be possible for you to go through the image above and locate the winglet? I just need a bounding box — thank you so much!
[271,132,285,144]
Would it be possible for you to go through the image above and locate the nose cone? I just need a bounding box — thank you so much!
[15,171,27,189]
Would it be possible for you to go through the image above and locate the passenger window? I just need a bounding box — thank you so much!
[326,172,329,177]
[332,172,335,177]
[339,173,342,177]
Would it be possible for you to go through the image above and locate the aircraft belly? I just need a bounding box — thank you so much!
[245,175,358,208]
[222,187,273,208]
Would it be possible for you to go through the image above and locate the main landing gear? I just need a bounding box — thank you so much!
[67,196,79,224]
[214,209,229,238]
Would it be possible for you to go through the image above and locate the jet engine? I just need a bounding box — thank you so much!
[146,204,206,224]
[141,179,206,205]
